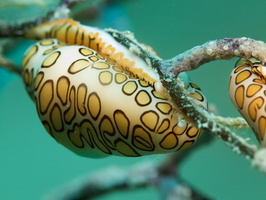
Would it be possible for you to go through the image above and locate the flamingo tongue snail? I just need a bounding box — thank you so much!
[229,58,266,147]
[22,19,208,157]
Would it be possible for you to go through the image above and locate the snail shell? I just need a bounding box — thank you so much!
[22,20,208,157]
[229,58,266,146]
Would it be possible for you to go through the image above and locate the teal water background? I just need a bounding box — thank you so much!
[1,0,266,199]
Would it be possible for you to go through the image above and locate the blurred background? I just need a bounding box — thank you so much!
[0,0,266,199]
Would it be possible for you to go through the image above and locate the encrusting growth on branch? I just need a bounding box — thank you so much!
[156,66,257,159]
[158,38,266,75]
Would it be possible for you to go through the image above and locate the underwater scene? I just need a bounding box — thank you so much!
[1,0,266,199]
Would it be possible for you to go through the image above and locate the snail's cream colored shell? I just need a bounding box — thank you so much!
[22,19,208,157]
[229,58,266,146]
